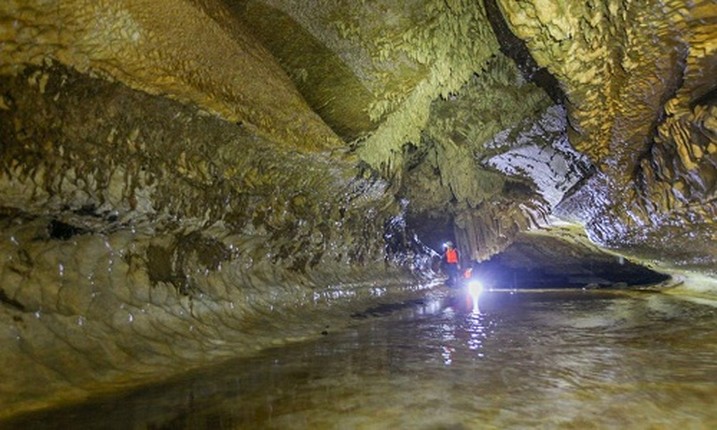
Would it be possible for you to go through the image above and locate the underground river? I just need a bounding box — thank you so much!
[3,287,717,429]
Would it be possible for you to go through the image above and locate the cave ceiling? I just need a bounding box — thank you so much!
[224,0,717,274]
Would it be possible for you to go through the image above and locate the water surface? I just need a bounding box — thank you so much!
[4,289,717,429]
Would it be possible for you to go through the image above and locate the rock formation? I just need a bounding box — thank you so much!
[0,0,714,419]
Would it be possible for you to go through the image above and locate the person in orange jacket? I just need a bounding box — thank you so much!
[442,241,460,287]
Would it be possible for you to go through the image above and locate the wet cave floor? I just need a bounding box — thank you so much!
[3,286,717,429]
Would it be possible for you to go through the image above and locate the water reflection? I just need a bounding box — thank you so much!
[438,291,491,367]
[3,290,717,429]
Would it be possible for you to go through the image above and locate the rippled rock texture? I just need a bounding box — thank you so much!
[0,63,431,416]
[498,0,717,275]
[0,0,715,420]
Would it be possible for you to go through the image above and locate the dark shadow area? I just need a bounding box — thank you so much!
[48,219,88,240]
[690,83,717,108]
[472,258,669,290]
[484,0,565,105]
[462,233,670,289]
[405,213,455,257]
[0,288,26,311]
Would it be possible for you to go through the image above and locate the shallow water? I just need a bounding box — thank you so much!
[4,289,717,429]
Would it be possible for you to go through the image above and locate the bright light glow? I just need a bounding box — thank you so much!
[467,279,483,314]
[467,280,483,297]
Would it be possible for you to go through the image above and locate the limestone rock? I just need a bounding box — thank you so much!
[0,0,715,419]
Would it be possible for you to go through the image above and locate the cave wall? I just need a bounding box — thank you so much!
[0,0,436,416]
[0,61,436,418]
[497,0,717,275]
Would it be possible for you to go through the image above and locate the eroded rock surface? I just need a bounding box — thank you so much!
[0,63,430,417]
[496,0,717,273]
[0,0,715,420]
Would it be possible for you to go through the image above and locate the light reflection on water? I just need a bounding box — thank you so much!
[4,290,717,429]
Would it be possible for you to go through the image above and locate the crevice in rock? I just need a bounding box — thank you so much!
[48,220,88,240]
[483,0,565,105]
[636,49,687,164]
[0,288,25,312]
[690,85,717,109]
[554,163,599,208]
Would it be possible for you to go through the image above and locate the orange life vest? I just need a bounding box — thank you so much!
[445,248,458,264]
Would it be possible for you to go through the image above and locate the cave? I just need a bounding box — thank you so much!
[1,0,716,427]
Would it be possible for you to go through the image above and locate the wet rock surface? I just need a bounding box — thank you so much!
[0,63,431,417]
[0,0,715,420]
